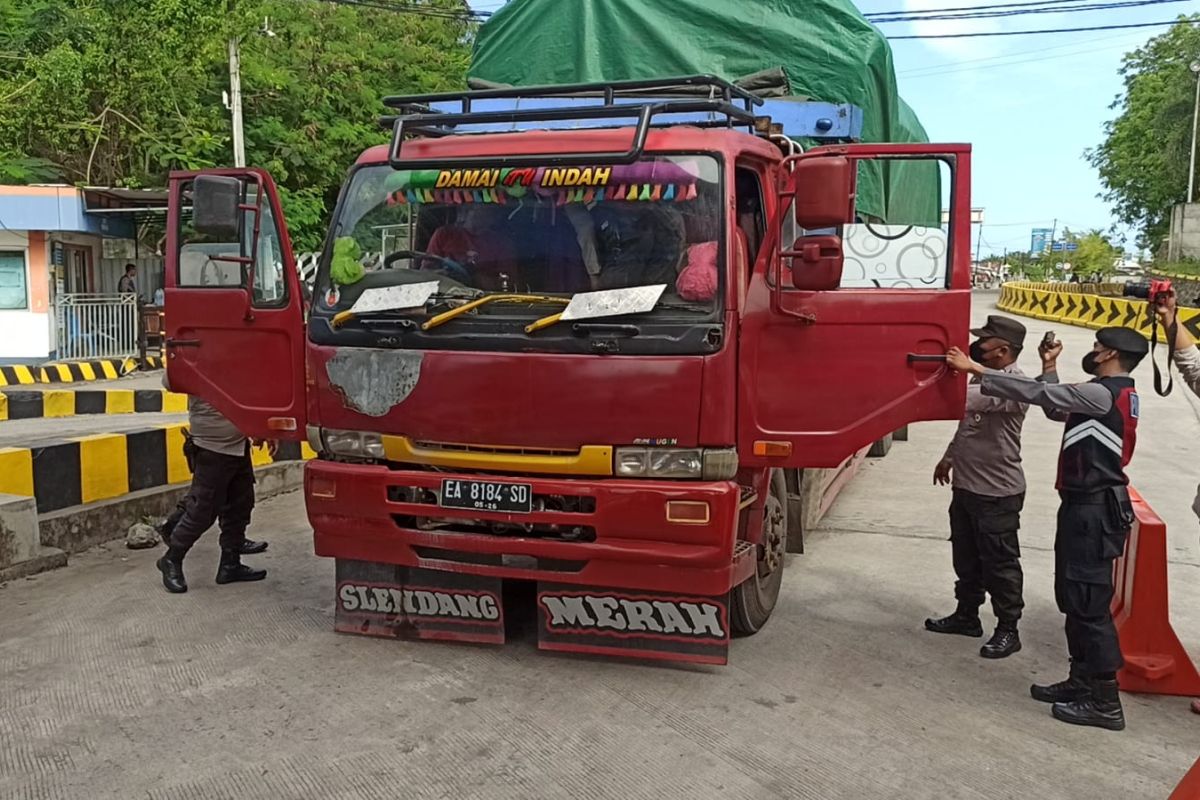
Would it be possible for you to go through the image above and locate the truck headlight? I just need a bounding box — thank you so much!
[321,429,386,460]
[614,447,737,480]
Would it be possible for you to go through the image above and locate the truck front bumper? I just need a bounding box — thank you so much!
[306,459,754,596]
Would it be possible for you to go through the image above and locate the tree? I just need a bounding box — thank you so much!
[0,0,473,250]
[1086,16,1200,252]
[1068,229,1120,279]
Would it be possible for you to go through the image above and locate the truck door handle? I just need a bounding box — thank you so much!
[907,353,946,364]
[165,338,201,348]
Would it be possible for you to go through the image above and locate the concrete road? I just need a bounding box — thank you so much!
[0,413,186,448]
[1,291,1197,800]
[4,373,168,392]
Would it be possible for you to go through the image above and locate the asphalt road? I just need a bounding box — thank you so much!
[1,291,1197,799]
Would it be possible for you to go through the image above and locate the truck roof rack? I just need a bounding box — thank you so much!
[378,74,859,170]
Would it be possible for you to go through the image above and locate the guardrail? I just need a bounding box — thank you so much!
[55,293,139,362]
[997,282,1200,343]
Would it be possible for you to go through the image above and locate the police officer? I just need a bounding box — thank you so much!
[927,316,1029,659]
[947,325,1147,731]
[156,391,271,594]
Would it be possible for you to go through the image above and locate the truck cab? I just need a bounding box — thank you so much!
[164,76,970,664]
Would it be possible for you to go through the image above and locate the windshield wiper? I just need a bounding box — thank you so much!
[330,291,480,329]
[422,294,570,331]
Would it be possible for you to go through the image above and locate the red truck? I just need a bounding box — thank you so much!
[165,77,970,664]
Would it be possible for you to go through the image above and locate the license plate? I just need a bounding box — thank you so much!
[440,479,533,513]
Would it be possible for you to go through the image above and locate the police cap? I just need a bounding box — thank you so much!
[1097,326,1149,356]
[970,315,1027,349]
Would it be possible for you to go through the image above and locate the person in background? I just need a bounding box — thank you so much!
[119,264,138,297]
[948,326,1148,732]
[153,286,165,306]
[1153,289,1200,716]
[156,375,271,594]
[926,316,1029,660]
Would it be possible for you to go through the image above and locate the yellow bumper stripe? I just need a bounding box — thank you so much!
[381,436,613,476]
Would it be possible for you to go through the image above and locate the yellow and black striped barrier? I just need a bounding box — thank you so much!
[997,282,1200,344]
[0,426,316,514]
[0,388,187,421]
[0,356,163,388]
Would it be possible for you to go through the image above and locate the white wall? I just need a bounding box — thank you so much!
[0,230,52,361]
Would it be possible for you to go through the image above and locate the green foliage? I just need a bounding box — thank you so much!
[1068,229,1120,279]
[0,0,472,248]
[1151,257,1200,276]
[1087,17,1200,251]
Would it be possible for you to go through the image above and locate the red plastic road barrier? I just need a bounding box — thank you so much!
[1111,488,1200,696]
[1169,756,1200,799]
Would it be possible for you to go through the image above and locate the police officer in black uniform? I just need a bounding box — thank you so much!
[948,325,1147,731]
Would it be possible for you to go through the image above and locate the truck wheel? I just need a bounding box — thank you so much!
[731,470,787,636]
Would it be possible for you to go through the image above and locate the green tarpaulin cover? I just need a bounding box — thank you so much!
[469,0,938,225]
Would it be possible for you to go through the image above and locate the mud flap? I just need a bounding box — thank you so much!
[536,583,730,665]
[334,559,505,645]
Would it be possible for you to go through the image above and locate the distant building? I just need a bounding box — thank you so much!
[0,185,165,364]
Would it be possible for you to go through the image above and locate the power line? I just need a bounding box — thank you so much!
[895,30,1143,74]
[869,0,1134,15]
[888,18,1189,38]
[898,37,1138,78]
[869,0,1186,23]
[309,0,489,21]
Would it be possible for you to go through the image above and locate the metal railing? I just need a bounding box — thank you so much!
[54,293,139,361]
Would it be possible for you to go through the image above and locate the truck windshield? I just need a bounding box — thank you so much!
[315,155,722,336]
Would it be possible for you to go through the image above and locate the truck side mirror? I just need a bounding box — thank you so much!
[791,157,854,229]
[788,234,844,291]
[193,175,244,240]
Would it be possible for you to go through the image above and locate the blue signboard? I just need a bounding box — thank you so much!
[1050,241,1079,252]
[1030,228,1052,254]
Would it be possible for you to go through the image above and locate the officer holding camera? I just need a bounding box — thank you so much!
[948,325,1148,731]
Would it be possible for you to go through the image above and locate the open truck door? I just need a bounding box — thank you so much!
[739,144,971,468]
[164,168,307,440]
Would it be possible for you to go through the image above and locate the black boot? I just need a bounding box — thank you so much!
[980,625,1021,659]
[156,547,188,594]
[1031,662,1091,703]
[1052,678,1126,731]
[924,609,983,637]
[238,538,269,555]
[215,549,267,584]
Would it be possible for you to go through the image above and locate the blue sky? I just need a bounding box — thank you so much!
[470,0,1196,258]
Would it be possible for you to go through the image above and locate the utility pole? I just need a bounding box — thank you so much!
[225,0,246,168]
[228,36,245,168]
[1189,62,1200,203]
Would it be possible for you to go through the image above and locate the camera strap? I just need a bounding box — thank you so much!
[1149,310,1176,397]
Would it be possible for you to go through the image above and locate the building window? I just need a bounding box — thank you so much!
[0,251,27,310]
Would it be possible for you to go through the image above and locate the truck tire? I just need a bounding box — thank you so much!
[731,470,788,636]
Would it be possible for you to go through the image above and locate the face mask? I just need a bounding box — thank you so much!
[1082,351,1101,375]
[969,341,987,363]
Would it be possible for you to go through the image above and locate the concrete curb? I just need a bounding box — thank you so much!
[37,460,306,556]
[0,387,187,420]
[0,357,163,387]
[0,460,305,583]
[0,425,316,514]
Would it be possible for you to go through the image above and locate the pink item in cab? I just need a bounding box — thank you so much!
[676,241,718,302]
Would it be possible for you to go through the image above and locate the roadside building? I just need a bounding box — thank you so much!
[0,185,167,364]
